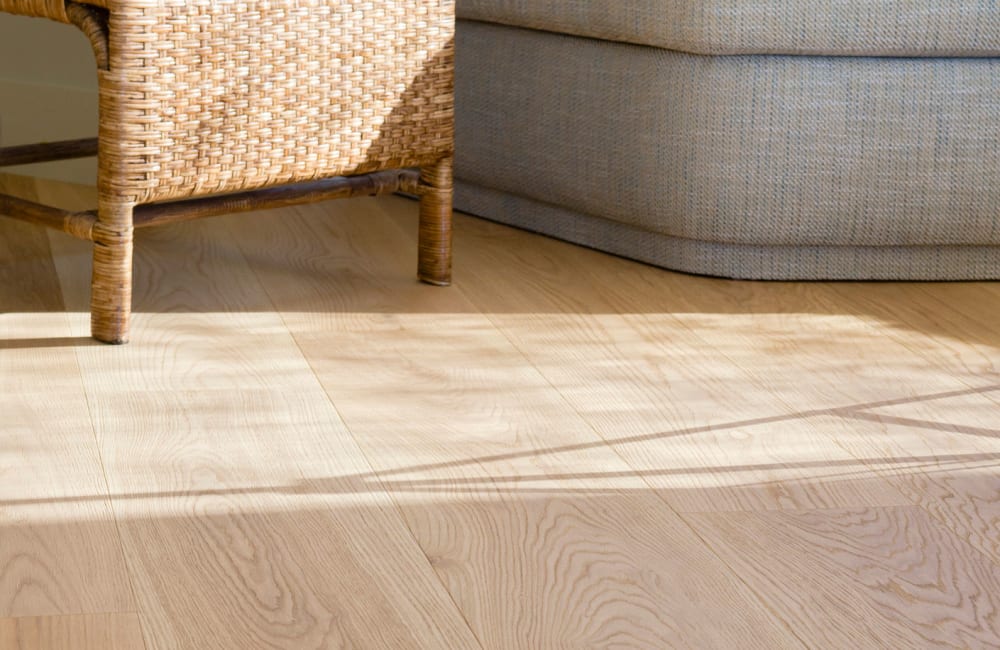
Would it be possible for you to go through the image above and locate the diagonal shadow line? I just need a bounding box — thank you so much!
[369,454,1000,487]
[370,456,995,494]
[364,458,997,495]
[359,383,1000,481]
[846,410,1000,439]
[3,451,999,508]
[3,383,998,508]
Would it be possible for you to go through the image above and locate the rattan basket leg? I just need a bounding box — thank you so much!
[417,157,453,286]
[90,199,134,344]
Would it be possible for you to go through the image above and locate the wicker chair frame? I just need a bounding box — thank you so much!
[0,0,454,343]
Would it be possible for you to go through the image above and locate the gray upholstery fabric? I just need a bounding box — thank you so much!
[457,181,1000,281]
[455,21,1000,263]
[458,0,1000,57]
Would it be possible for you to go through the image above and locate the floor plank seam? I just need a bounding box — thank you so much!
[382,202,819,645]
[450,274,814,649]
[226,212,488,650]
[289,327,488,650]
[675,508,814,649]
[60,264,152,650]
[8,173,1000,648]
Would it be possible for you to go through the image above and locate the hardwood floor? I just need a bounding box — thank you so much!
[0,177,134,623]
[3,171,1000,648]
[0,613,144,650]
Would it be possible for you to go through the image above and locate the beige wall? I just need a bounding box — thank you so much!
[0,13,98,183]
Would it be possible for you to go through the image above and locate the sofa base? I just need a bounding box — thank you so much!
[455,21,1000,280]
[457,181,1000,281]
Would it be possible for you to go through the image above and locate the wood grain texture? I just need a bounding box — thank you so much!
[0,613,145,650]
[818,396,1000,568]
[392,205,909,514]
[7,171,1000,649]
[38,179,481,649]
[292,327,800,649]
[782,281,1000,569]
[84,389,480,650]
[830,282,1000,383]
[232,200,800,648]
[686,506,1000,648]
[0,175,134,620]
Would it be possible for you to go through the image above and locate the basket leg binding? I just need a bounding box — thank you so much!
[418,156,453,286]
[90,200,134,344]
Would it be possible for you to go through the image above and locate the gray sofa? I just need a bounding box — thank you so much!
[454,3,1000,280]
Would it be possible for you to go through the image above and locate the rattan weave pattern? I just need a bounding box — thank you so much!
[1,0,455,344]
[100,0,454,204]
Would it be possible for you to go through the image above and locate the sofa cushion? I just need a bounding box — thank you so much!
[455,22,1000,251]
[458,0,1000,57]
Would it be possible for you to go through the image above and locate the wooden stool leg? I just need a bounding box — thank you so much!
[90,200,134,344]
[418,157,453,286]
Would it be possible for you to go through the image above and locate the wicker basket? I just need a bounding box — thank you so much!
[0,0,455,343]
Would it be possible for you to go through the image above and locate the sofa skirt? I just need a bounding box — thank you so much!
[454,20,1000,280]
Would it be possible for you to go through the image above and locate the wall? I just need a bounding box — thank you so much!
[0,13,98,184]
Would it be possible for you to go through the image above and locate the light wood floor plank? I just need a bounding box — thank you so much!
[7,172,1000,649]
[818,282,1000,396]
[692,279,1000,571]
[786,281,1000,568]
[814,396,1000,569]
[685,506,1000,648]
[387,205,1000,644]
[0,613,145,650]
[84,388,481,650]
[390,206,910,513]
[0,176,134,619]
[37,183,482,650]
[617,277,981,415]
[234,201,803,648]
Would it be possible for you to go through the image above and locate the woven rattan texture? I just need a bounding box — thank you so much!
[99,0,454,204]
